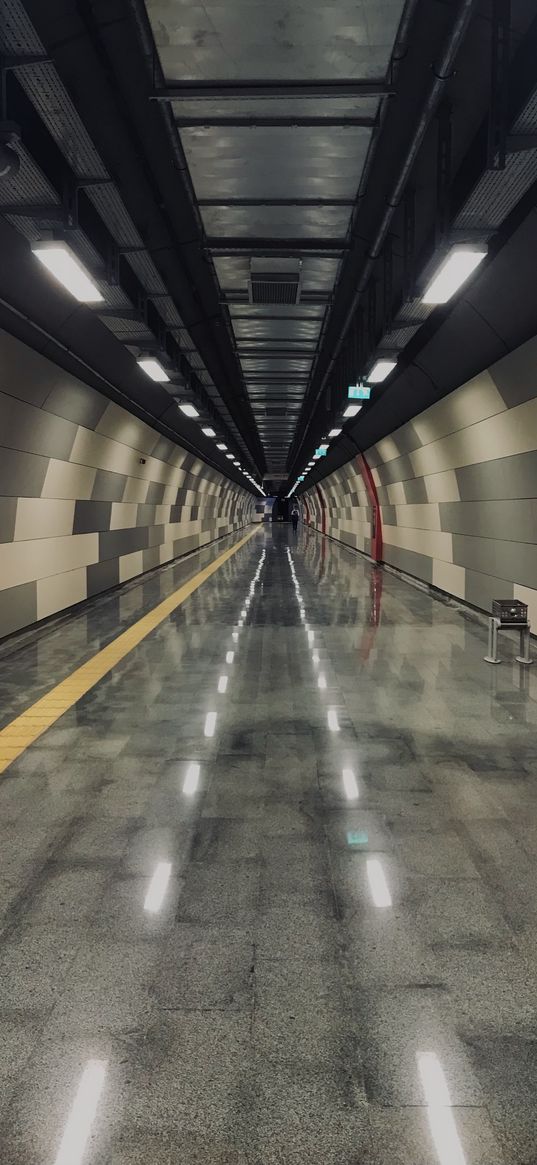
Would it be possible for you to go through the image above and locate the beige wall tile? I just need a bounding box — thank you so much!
[375,434,405,465]
[42,458,96,500]
[110,502,138,530]
[122,477,150,503]
[96,402,158,455]
[14,498,75,541]
[119,550,144,583]
[432,560,466,599]
[424,469,461,503]
[386,481,406,505]
[410,397,537,478]
[413,369,506,445]
[394,503,441,531]
[1,533,98,590]
[37,567,87,620]
[383,524,453,563]
[70,427,138,476]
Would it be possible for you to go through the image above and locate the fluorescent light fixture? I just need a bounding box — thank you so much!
[226,453,234,460]
[137,356,170,383]
[53,1059,107,1165]
[217,442,228,450]
[342,767,359,800]
[144,861,172,913]
[318,443,329,453]
[312,650,320,665]
[217,674,229,694]
[327,708,340,731]
[232,631,239,642]
[366,858,392,908]
[202,427,216,437]
[32,239,104,304]
[328,428,342,438]
[226,650,235,665]
[308,630,315,644]
[417,1052,467,1165]
[343,403,362,419]
[318,673,327,690]
[179,402,199,418]
[423,245,487,305]
[204,711,217,737]
[368,359,397,383]
[183,762,200,795]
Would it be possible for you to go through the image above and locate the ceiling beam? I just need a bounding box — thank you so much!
[176,115,376,128]
[151,79,394,100]
[200,198,355,208]
[209,237,347,255]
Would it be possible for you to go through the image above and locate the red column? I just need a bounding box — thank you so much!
[356,452,383,563]
[315,483,327,536]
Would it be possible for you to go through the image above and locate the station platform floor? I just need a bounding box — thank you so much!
[1,522,537,1164]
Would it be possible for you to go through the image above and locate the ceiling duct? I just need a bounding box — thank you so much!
[248,257,301,306]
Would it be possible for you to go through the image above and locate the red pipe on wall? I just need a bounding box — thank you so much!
[356,452,383,562]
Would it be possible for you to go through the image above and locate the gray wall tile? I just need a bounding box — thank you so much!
[86,558,120,597]
[403,477,428,504]
[0,581,37,638]
[0,393,78,461]
[0,448,49,498]
[381,504,397,526]
[490,335,537,409]
[452,534,537,589]
[99,527,149,561]
[148,525,165,548]
[455,451,537,502]
[44,380,108,429]
[440,499,537,543]
[0,331,58,407]
[383,546,433,584]
[73,501,112,535]
[464,569,513,614]
[0,498,17,543]
[145,481,165,504]
[91,468,127,502]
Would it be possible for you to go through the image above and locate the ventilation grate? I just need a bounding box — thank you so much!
[248,271,301,305]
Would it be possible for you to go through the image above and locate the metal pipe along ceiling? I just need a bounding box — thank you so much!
[296,0,479,461]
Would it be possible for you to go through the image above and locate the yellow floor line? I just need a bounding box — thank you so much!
[0,527,259,776]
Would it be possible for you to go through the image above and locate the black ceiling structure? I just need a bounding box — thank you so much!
[2,1,537,497]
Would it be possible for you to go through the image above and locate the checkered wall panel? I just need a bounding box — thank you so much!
[0,330,254,639]
[301,332,537,624]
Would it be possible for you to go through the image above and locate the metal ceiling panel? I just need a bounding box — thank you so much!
[139,0,407,469]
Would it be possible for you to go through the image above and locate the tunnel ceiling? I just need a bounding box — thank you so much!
[2,1,537,496]
[144,0,407,482]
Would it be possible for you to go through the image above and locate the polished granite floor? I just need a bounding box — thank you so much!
[1,524,537,1163]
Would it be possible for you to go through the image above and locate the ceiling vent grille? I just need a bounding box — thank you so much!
[248,258,301,305]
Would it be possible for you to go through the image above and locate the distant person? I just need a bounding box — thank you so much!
[291,505,299,532]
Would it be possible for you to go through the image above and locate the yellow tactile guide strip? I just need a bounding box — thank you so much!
[0,528,259,775]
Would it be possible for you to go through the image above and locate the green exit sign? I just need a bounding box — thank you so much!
[348,384,371,400]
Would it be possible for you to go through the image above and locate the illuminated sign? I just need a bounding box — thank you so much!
[348,384,371,401]
[314,446,328,457]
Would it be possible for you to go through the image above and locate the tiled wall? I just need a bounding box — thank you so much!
[303,332,537,625]
[0,330,253,639]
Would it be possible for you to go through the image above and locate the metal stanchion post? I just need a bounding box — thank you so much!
[485,618,501,664]
[516,622,532,666]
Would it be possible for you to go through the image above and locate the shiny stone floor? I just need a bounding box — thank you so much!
[1,523,537,1164]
